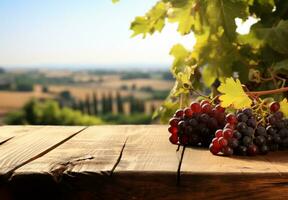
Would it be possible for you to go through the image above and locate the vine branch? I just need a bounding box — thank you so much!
[246,87,288,97]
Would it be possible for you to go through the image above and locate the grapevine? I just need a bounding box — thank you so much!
[168,78,288,157]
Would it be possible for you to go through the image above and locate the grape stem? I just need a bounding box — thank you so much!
[246,87,288,97]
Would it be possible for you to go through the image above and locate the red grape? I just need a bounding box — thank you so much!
[169,117,180,127]
[200,100,210,107]
[175,109,184,117]
[190,102,202,113]
[226,113,237,124]
[222,146,233,156]
[223,128,233,139]
[169,134,178,144]
[202,103,212,113]
[209,144,220,155]
[212,138,221,149]
[215,129,223,138]
[269,101,280,113]
[184,108,193,117]
[218,137,228,147]
[215,104,225,113]
[168,126,178,135]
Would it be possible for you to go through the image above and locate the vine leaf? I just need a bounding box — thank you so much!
[280,98,288,118]
[218,78,252,109]
[130,2,167,38]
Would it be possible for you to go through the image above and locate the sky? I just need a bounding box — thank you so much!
[0,0,195,68]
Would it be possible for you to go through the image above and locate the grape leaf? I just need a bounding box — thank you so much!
[218,78,252,109]
[280,98,288,118]
[130,2,167,38]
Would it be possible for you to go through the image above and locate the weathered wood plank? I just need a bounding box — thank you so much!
[181,148,279,174]
[179,148,288,199]
[114,125,182,172]
[0,126,42,145]
[10,125,183,200]
[14,125,132,176]
[0,126,85,175]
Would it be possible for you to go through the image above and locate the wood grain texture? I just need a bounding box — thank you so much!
[114,125,182,172]
[1,125,288,200]
[181,148,281,174]
[0,126,85,175]
[0,126,42,145]
[14,125,134,177]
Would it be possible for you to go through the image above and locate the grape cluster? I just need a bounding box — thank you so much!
[209,101,288,156]
[168,100,226,147]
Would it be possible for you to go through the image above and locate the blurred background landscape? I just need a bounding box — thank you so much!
[0,67,173,125]
[0,0,193,125]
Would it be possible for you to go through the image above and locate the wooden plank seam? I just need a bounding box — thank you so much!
[5,126,89,180]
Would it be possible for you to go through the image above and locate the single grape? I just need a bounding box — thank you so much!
[208,117,218,129]
[209,144,220,155]
[224,123,235,130]
[215,129,223,138]
[175,109,184,117]
[168,126,178,135]
[237,122,248,133]
[266,126,276,135]
[254,136,266,146]
[169,117,180,127]
[270,101,280,113]
[226,113,237,124]
[247,118,256,128]
[243,108,253,118]
[190,102,202,113]
[243,136,252,147]
[236,145,247,156]
[200,113,210,123]
[223,128,233,139]
[169,134,178,144]
[184,108,193,118]
[256,126,266,136]
[222,146,233,156]
[228,138,239,148]
[212,138,221,149]
[237,113,248,123]
[178,120,186,129]
[202,103,212,113]
[259,145,269,155]
[242,127,254,137]
[274,111,284,120]
[200,100,210,107]
[215,104,225,113]
[247,144,258,156]
[233,130,242,140]
[189,118,198,127]
[218,137,228,147]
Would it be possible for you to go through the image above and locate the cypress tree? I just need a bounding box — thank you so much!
[92,92,98,115]
[85,94,92,115]
[107,92,113,113]
[102,94,108,114]
[116,92,123,114]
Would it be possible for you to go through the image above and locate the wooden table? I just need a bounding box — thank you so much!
[0,125,288,200]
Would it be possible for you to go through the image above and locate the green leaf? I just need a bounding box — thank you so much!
[112,0,119,3]
[273,59,288,72]
[130,2,167,38]
[170,44,190,73]
[202,65,217,87]
[206,0,249,40]
[253,20,288,54]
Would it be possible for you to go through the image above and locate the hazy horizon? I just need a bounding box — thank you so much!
[0,0,195,68]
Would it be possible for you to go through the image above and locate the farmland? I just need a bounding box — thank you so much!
[0,68,174,124]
